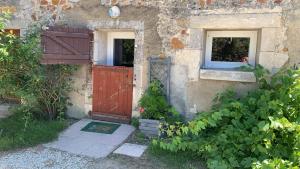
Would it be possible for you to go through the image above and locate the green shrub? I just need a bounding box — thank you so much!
[154,66,300,169]
[0,14,77,120]
[131,117,140,128]
[139,80,183,123]
[252,158,298,169]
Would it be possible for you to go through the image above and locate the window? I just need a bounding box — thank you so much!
[114,39,135,67]
[205,31,257,69]
[107,32,135,66]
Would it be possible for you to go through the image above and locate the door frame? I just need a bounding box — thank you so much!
[91,31,137,122]
[107,32,135,66]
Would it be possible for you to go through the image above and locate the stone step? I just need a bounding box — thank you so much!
[92,113,130,124]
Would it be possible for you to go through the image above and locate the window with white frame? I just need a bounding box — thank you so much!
[204,31,258,69]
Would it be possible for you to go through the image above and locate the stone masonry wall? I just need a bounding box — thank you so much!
[1,0,299,118]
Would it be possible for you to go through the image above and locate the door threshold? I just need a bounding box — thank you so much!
[92,113,130,124]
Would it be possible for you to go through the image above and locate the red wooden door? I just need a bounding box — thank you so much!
[92,65,133,121]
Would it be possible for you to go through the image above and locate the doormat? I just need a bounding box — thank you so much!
[81,122,120,134]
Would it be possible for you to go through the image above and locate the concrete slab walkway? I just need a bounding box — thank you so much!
[44,119,135,158]
[114,143,148,157]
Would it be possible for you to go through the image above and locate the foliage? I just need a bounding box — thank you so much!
[131,117,140,129]
[252,158,299,169]
[0,111,67,151]
[130,131,150,145]
[149,145,206,169]
[139,80,183,123]
[0,14,77,120]
[153,66,300,169]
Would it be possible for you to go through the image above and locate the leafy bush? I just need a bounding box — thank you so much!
[0,14,77,120]
[139,80,183,123]
[154,66,300,169]
[131,117,140,128]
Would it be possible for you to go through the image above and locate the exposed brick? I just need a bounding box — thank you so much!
[0,6,17,14]
[52,13,57,20]
[171,37,184,49]
[282,47,288,52]
[181,29,189,35]
[112,0,118,5]
[47,4,56,11]
[199,0,205,8]
[176,19,189,28]
[62,4,72,10]
[274,0,282,4]
[257,0,267,3]
[31,13,37,21]
[52,0,60,5]
[40,0,49,5]
[159,52,166,59]
[206,0,212,5]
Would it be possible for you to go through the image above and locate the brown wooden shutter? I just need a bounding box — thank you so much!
[41,26,93,64]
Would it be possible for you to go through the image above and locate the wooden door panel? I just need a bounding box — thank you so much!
[92,66,133,120]
[41,26,93,64]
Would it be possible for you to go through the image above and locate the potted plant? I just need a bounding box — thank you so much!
[138,80,182,137]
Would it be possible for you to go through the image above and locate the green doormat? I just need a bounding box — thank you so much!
[81,122,121,134]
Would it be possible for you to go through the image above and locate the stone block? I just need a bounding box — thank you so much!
[113,143,148,158]
[191,13,282,29]
[170,65,188,113]
[174,49,202,81]
[259,52,289,71]
[200,69,256,82]
[188,29,204,49]
[139,119,160,137]
[261,28,279,52]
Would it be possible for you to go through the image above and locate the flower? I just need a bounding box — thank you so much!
[139,107,145,113]
[241,56,249,63]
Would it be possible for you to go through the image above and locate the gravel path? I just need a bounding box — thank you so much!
[0,146,169,169]
[0,146,95,169]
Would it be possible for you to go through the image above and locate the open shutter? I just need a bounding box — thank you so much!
[41,26,93,64]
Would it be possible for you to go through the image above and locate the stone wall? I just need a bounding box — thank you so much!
[286,1,300,67]
[1,0,299,119]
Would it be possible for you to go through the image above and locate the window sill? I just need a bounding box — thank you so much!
[200,69,256,83]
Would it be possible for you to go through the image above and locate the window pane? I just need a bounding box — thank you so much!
[114,39,135,67]
[211,37,250,63]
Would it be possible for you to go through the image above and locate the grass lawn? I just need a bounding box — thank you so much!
[0,112,67,151]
